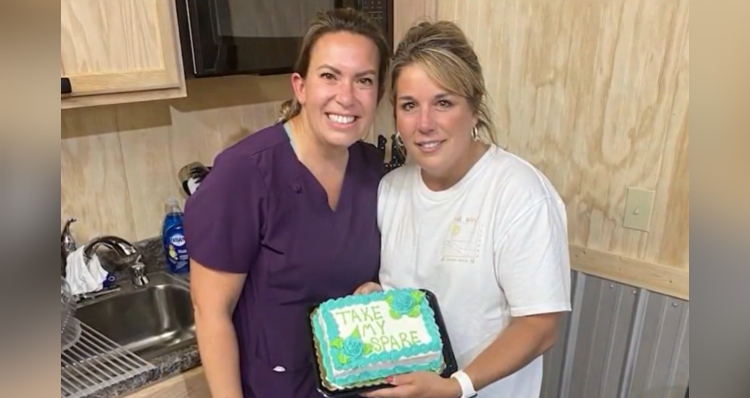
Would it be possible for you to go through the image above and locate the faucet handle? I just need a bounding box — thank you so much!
[130,262,149,287]
[61,218,78,276]
[61,218,77,251]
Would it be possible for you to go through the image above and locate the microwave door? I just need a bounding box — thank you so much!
[179,0,391,78]
[209,0,334,76]
[215,0,334,39]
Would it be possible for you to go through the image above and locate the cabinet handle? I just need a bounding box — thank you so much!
[61,77,71,95]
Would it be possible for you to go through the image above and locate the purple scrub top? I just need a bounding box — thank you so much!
[184,123,385,397]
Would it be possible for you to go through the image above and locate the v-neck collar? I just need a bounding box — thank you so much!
[282,122,354,214]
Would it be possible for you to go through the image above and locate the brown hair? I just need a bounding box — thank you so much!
[389,20,497,144]
[277,8,391,123]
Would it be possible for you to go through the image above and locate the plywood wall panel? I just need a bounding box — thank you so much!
[220,100,288,148]
[648,11,690,268]
[61,77,292,243]
[433,0,689,274]
[61,131,136,242]
[393,0,437,43]
[116,102,181,240]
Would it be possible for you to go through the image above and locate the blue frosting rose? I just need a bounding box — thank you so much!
[342,336,364,359]
[391,291,416,315]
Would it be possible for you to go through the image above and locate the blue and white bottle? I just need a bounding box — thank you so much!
[162,198,190,274]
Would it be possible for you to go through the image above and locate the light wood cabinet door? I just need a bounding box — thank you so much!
[61,0,186,109]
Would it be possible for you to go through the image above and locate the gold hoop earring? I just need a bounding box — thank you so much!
[395,132,405,147]
[471,126,479,141]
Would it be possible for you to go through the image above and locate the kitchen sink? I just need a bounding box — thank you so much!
[74,271,195,361]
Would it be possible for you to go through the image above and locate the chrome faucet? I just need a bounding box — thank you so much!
[83,235,149,286]
[60,218,149,286]
[82,235,141,264]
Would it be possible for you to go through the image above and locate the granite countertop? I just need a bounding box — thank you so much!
[76,238,202,397]
[84,344,201,398]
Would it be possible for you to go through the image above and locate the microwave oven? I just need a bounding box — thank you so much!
[175,0,394,79]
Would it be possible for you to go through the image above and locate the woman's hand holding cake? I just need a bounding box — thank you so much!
[354,281,383,295]
[362,371,461,398]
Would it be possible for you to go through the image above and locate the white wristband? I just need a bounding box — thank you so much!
[450,370,477,398]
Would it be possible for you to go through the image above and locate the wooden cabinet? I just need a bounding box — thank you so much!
[61,0,186,109]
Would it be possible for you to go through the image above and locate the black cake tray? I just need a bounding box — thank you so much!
[307,289,459,398]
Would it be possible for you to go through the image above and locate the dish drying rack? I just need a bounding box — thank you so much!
[61,278,155,398]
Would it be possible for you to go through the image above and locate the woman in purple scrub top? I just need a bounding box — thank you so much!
[183,9,390,398]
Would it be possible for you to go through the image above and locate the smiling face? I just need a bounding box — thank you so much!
[395,63,482,185]
[292,32,380,149]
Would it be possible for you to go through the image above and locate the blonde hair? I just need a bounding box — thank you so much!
[389,20,497,144]
[277,8,390,123]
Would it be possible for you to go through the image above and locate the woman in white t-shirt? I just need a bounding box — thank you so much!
[356,20,572,398]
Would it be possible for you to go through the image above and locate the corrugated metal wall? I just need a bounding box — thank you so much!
[541,271,689,398]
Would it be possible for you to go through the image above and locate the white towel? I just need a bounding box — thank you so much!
[65,247,108,296]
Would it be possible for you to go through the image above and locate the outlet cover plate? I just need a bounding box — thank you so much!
[623,187,655,231]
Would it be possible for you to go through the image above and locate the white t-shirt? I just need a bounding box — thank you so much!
[378,145,572,398]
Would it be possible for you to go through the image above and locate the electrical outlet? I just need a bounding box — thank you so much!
[623,187,655,231]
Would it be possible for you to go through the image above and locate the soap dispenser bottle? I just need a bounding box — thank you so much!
[162,198,190,274]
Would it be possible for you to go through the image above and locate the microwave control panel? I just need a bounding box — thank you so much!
[359,0,386,25]
[339,0,393,48]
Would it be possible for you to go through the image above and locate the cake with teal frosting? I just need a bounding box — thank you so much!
[311,288,445,390]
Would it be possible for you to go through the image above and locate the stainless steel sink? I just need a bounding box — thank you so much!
[74,271,195,361]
